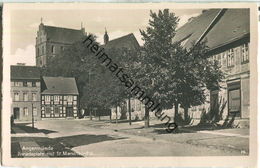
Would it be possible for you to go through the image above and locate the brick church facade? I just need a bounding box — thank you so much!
[35,22,86,67]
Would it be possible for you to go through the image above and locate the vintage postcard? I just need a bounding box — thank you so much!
[1,2,258,167]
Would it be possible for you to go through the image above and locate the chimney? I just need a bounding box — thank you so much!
[81,22,85,34]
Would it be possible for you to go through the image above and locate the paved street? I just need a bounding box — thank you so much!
[11,118,249,157]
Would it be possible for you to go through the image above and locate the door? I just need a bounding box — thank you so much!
[228,88,241,117]
[66,107,73,117]
[210,90,219,113]
[13,108,20,120]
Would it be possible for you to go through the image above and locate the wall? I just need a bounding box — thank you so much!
[11,80,41,121]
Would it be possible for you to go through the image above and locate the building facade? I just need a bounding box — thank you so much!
[170,8,250,127]
[123,9,250,127]
[41,76,79,119]
[36,22,86,67]
[11,65,41,121]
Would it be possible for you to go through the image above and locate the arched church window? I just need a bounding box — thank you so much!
[51,45,55,54]
[42,46,44,54]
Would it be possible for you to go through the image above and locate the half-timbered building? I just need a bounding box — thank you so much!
[41,76,79,119]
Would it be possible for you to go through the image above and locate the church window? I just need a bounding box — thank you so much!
[51,45,55,54]
[42,46,44,54]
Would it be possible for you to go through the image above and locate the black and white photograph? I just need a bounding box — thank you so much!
[1,2,258,167]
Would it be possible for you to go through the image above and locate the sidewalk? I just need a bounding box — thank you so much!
[103,120,249,155]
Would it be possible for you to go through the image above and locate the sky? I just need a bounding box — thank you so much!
[9,8,203,65]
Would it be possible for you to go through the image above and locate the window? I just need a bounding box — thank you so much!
[60,46,64,51]
[14,93,19,101]
[33,107,37,116]
[23,107,29,116]
[227,48,235,67]
[51,45,55,54]
[54,96,59,102]
[54,106,59,117]
[23,81,28,87]
[23,93,28,101]
[67,96,73,102]
[241,43,249,63]
[32,93,37,101]
[37,48,40,56]
[45,95,50,102]
[14,82,20,87]
[32,81,36,87]
[45,107,51,117]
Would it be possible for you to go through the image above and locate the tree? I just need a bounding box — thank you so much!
[136,9,180,127]
[137,9,224,126]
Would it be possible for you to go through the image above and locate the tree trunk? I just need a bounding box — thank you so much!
[174,102,179,122]
[144,106,149,128]
[90,109,92,120]
[184,106,189,122]
[98,110,101,121]
[128,97,132,125]
[115,106,118,124]
[109,109,111,123]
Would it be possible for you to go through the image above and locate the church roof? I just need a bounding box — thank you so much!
[173,8,249,51]
[103,33,140,50]
[41,76,79,95]
[43,25,85,44]
[11,65,41,80]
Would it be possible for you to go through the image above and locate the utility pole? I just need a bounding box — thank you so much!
[32,103,34,128]
[128,97,131,125]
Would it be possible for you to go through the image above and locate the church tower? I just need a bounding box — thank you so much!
[35,19,86,67]
[104,28,109,45]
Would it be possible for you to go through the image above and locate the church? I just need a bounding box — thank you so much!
[35,21,86,67]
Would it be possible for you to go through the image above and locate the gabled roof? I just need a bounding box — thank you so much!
[203,9,249,50]
[103,33,140,50]
[42,76,79,95]
[172,9,221,49]
[173,8,250,51]
[11,65,41,80]
[43,25,85,44]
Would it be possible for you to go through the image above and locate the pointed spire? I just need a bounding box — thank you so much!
[104,27,109,45]
[41,17,43,24]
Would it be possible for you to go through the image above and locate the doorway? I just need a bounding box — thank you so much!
[13,108,20,120]
[66,107,73,117]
